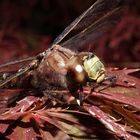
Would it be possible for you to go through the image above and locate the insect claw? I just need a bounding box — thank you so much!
[76,99,81,106]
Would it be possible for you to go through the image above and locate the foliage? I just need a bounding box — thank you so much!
[0,68,140,139]
[0,0,140,140]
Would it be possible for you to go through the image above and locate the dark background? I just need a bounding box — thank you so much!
[0,0,140,68]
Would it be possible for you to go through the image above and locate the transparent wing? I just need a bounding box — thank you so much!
[52,0,123,46]
[60,6,124,52]
[0,52,43,88]
[0,56,35,69]
[0,54,41,88]
[0,61,35,88]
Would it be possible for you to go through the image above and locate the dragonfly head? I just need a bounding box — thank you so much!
[66,53,105,90]
[83,54,105,83]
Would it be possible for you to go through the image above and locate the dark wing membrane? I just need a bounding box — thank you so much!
[52,0,123,46]
[60,6,124,52]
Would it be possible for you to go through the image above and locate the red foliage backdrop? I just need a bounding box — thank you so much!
[0,1,140,140]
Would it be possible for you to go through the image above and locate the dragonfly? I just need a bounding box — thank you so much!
[0,0,126,105]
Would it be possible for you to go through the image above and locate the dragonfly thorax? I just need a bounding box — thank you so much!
[66,55,87,85]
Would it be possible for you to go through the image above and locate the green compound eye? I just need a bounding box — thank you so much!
[83,55,105,83]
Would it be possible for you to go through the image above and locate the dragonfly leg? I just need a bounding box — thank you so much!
[43,90,64,104]
[98,75,117,92]
[77,85,84,106]
[104,75,117,83]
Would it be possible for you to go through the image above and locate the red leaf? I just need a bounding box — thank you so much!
[84,104,137,140]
